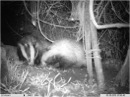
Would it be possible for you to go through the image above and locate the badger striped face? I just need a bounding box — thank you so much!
[17,35,52,66]
[18,42,37,65]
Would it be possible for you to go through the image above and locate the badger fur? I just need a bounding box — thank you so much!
[41,39,86,69]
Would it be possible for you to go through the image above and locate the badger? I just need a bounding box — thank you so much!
[41,39,87,69]
[17,35,51,65]
[18,36,86,69]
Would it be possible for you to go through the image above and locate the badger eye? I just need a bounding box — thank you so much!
[24,43,29,47]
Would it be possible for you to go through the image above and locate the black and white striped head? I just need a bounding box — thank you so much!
[17,35,52,66]
[18,41,38,65]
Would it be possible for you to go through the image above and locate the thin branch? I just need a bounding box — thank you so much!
[89,0,130,29]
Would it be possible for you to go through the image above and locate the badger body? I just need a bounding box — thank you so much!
[17,35,51,65]
[41,39,86,68]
